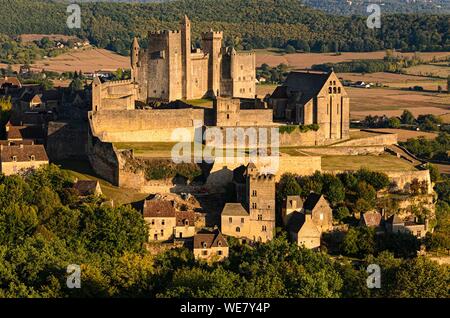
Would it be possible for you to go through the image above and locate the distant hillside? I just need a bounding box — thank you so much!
[0,0,448,61]
[90,0,450,14]
[302,0,450,15]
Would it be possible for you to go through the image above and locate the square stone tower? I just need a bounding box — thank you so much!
[202,30,223,98]
[245,163,276,242]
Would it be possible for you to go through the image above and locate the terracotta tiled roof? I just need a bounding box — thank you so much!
[193,229,228,249]
[7,125,44,140]
[0,77,22,88]
[362,211,382,227]
[73,180,100,196]
[175,210,196,227]
[0,144,48,162]
[143,199,176,218]
[0,140,34,146]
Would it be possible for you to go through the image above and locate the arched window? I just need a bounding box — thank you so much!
[236,227,240,233]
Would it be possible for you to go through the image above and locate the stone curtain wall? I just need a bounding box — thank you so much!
[89,108,204,142]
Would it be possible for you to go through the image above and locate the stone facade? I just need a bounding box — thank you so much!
[283,193,333,249]
[0,144,48,175]
[220,163,276,243]
[193,229,229,261]
[132,16,255,102]
[269,71,350,144]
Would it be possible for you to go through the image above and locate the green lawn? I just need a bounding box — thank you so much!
[56,160,148,206]
[185,98,214,107]
[321,154,416,172]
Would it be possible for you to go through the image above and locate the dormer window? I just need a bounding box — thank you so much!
[184,219,189,226]
[30,155,35,161]
[202,242,207,248]
[12,156,17,162]
[218,241,222,247]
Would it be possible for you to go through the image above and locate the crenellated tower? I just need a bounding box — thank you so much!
[130,37,140,82]
[181,15,192,99]
[202,29,223,98]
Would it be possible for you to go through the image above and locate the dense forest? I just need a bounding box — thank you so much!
[0,164,448,297]
[302,0,450,15]
[0,0,448,57]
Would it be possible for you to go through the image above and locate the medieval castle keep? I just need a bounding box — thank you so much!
[131,16,256,102]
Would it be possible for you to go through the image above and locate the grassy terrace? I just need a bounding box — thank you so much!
[321,155,416,172]
[57,160,148,205]
[184,98,214,108]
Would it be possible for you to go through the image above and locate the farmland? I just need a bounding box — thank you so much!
[255,49,450,70]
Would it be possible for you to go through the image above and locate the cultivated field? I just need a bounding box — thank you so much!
[30,48,130,73]
[256,84,450,120]
[403,64,450,79]
[255,49,450,69]
[18,34,80,43]
[347,87,450,120]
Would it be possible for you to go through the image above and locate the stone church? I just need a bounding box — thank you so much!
[268,70,350,142]
[131,16,256,102]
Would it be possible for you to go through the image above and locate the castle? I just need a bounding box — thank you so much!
[131,15,256,102]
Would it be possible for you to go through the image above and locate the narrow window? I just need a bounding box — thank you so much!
[229,217,232,224]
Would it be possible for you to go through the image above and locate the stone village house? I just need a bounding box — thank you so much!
[0,144,48,176]
[282,193,333,249]
[193,229,229,261]
[143,199,196,242]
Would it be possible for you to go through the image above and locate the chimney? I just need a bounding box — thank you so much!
[19,144,24,149]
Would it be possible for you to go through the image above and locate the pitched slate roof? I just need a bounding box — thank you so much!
[287,211,321,237]
[193,229,228,249]
[272,71,331,105]
[41,90,63,102]
[0,144,48,162]
[221,203,249,216]
[21,92,42,103]
[302,193,323,211]
[73,180,100,196]
[387,214,404,225]
[270,85,288,99]
[232,165,246,184]
[143,199,176,218]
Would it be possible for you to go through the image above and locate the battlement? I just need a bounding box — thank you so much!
[235,51,255,56]
[149,30,181,36]
[202,31,223,40]
[101,79,133,87]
